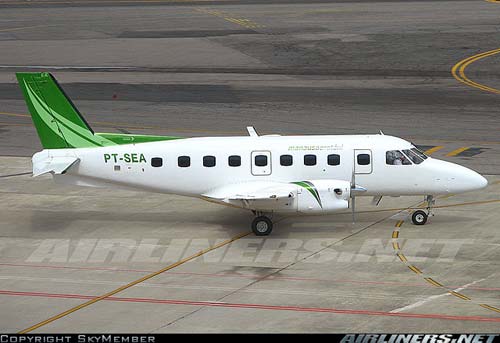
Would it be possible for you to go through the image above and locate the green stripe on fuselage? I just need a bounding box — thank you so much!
[292,181,322,208]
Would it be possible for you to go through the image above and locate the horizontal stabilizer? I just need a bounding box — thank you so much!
[32,154,79,177]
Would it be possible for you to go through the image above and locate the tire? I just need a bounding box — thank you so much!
[411,210,428,225]
[252,216,273,236]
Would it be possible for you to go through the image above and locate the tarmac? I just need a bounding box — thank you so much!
[0,0,499,333]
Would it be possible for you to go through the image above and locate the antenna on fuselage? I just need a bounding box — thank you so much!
[247,126,259,137]
[379,130,384,135]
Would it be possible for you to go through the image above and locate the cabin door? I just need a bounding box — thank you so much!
[251,151,272,176]
[354,149,372,174]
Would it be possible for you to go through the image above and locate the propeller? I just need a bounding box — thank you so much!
[371,195,383,206]
[350,167,367,224]
[351,167,356,223]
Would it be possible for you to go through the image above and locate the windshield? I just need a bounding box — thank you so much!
[411,147,428,160]
[402,148,426,164]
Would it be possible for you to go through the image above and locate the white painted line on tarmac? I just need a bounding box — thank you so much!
[390,278,485,313]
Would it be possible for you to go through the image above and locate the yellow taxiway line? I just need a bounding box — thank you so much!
[423,146,444,155]
[391,193,500,314]
[451,47,500,94]
[449,0,499,94]
[19,230,250,333]
[445,147,470,157]
[195,8,264,30]
[0,25,45,33]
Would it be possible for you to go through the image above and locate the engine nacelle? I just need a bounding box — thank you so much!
[295,179,350,213]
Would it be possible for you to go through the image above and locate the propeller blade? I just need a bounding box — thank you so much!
[351,196,355,223]
[371,195,382,206]
[351,166,356,223]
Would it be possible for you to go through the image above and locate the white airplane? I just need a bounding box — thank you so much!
[17,72,488,235]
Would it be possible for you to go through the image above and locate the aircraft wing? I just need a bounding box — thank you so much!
[202,179,353,213]
[202,181,296,201]
[32,151,79,177]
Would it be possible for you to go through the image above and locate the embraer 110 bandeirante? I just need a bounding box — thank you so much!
[17,72,488,235]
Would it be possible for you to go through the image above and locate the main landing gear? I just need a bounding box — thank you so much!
[411,195,434,226]
[251,212,273,236]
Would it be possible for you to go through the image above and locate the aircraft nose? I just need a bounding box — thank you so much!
[451,164,488,192]
[468,171,488,190]
[429,159,488,193]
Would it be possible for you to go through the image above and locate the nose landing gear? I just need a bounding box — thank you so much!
[411,195,434,226]
[411,210,428,225]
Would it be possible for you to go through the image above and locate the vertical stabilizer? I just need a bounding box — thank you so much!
[16,72,105,148]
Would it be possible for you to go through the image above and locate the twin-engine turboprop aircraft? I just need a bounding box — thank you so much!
[17,72,488,235]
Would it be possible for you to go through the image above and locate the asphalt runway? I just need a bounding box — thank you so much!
[0,0,499,333]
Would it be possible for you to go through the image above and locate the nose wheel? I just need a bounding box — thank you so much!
[411,195,434,226]
[411,210,428,225]
[252,215,273,236]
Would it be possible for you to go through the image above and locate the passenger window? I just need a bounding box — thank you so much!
[280,154,293,166]
[304,154,317,166]
[255,155,268,167]
[327,154,340,166]
[357,154,370,165]
[203,155,216,167]
[386,151,411,165]
[228,155,241,167]
[178,156,190,168]
[151,157,163,168]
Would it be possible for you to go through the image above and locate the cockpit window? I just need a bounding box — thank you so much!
[386,150,412,165]
[402,149,425,164]
[411,147,428,160]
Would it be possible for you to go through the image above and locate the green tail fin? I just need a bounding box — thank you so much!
[16,72,103,149]
[17,72,183,149]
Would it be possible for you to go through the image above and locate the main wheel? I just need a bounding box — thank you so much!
[411,210,428,225]
[252,216,273,236]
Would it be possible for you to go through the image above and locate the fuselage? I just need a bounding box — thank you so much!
[18,72,489,233]
[37,134,487,201]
